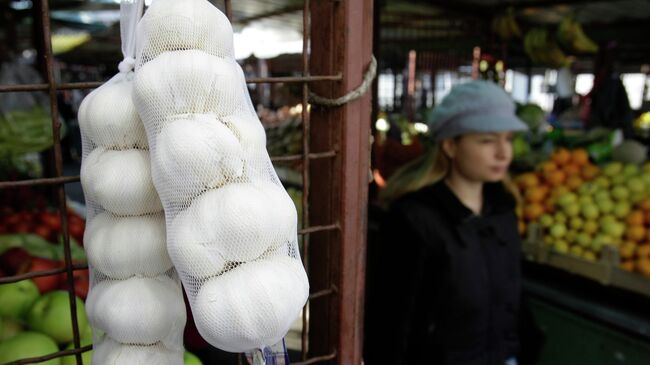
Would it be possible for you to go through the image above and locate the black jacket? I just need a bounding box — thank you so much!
[365,181,522,365]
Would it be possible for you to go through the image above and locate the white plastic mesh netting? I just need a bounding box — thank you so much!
[78,1,186,363]
[133,0,309,353]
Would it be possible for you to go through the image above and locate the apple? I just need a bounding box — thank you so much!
[603,221,625,239]
[27,290,89,344]
[59,268,90,300]
[553,212,567,224]
[578,183,598,196]
[613,201,631,219]
[583,220,599,235]
[0,331,60,365]
[543,235,554,246]
[184,351,204,365]
[603,162,623,177]
[563,204,580,217]
[0,316,24,340]
[627,177,646,194]
[61,337,93,365]
[597,199,615,215]
[594,176,611,189]
[582,250,597,262]
[23,257,64,293]
[581,203,600,220]
[539,214,554,228]
[611,186,630,201]
[576,232,592,248]
[623,164,640,177]
[557,192,578,207]
[549,224,567,238]
[569,217,583,230]
[570,245,584,257]
[566,230,578,244]
[577,195,594,206]
[592,234,613,252]
[0,247,32,275]
[0,279,40,319]
[594,190,611,204]
[554,240,569,254]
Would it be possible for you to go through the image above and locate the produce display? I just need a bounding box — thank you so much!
[516,147,650,279]
[133,0,308,353]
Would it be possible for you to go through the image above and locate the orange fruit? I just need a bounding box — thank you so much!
[551,186,570,198]
[566,175,583,190]
[571,149,590,166]
[544,198,556,213]
[637,244,650,258]
[639,198,650,211]
[516,173,540,190]
[636,258,650,277]
[626,225,646,242]
[626,210,645,226]
[564,164,581,176]
[581,164,600,180]
[546,170,567,187]
[620,241,637,259]
[552,148,571,166]
[518,221,526,235]
[621,260,635,272]
[524,203,545,222]
[540,161,558,175]
[525,186,549,203]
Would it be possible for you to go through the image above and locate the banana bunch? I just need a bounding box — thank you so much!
[492,8,522,40]
[524,28,572,69]
[557,14,599,54]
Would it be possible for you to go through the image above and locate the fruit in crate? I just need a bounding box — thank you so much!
[0,279,40,319]
[0,331,60,365]
[620,197,650,277]
[27,290,89,344]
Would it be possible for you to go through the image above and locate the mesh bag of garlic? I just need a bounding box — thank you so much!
[133,0,309,353]
[78,1,186,363]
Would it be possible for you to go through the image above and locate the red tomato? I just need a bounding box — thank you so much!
[40,212,62,232]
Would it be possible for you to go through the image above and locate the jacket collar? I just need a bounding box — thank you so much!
[419,180,516,226]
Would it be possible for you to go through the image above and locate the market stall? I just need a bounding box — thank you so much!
[369,0,650,363]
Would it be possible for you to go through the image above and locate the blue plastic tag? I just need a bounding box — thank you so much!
[245,338,290,365]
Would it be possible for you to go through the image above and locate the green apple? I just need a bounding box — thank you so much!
[594,189,611,203]
[566,229,578,244]
[543,235,554,246]
[553,212,567,224]
[594,176,611,189]
[603,221,625,239]
[581,203,600,220]
[611,186,630,201]
[592,234,613,252]
[631,193,648,205]
[582,250,598,262]
[577,195,594,206]
[576,232,592,248]
[0,331,60,365]
[554,240,569,254]
[613,201,631,219]
[603,162,623,177]
[539,214,554,228]
[569,217,584,230]
[611,175,627,185]
[0,280,40,319]
[597,199,615,214]
[623,164,640,177]
[557,192,578,207]
[583,220,599,235]
[0,316,24,340]
[550,224,567,238]
[627,177,646,194]
[570,245,584,257]
[599,214,617,226]
[27,291,88,345]
[564,204,581,217]
[61,337,92,365]
[578,183,598,196]
[185,351,204,365]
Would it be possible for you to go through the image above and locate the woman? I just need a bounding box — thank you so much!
[364,80,530,365]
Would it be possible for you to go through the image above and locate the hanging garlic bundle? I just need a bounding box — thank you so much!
[79,1,185,363]
[133,0,309,353]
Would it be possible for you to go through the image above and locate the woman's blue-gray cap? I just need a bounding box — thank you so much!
[427,80,528,141]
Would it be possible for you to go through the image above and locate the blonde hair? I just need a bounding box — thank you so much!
[379,139,520,206]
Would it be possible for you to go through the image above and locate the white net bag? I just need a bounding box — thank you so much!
[78,1,186,363]
[133,0,309,354]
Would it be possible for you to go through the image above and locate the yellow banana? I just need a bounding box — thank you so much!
[557,14,598,54]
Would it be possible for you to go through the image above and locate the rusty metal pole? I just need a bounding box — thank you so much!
[308,0,374,364]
